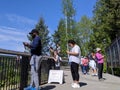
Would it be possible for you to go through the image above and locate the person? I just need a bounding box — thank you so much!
[95,48,104,81]
[56,43,61,55]
[82,56,89,75]
[80,56,84,74]
[23,29,42,90]
[49,47,54,57]
[52,50,62,70]
[89,52,97,76]
[66,40,81,88]
[49,46,55,69]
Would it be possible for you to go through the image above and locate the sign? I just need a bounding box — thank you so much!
[48,70,64,84]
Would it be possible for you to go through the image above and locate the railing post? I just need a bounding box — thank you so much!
[116,37,120,65]
[109,47,114,75]
[20,56,29,90]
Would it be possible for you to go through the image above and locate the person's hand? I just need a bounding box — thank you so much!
[66,50,70,54]
[102,55,104,58]
[23,42,29,46]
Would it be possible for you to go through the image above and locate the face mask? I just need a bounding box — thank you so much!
[31,34,36,38]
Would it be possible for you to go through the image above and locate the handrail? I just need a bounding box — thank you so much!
[0,48,30,56]
[0,48,52,90]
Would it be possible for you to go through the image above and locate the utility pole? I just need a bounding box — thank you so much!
[65,9,69,59]
[65,10,69,51]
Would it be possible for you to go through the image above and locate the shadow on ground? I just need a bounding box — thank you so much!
[41,85,56,90]
[79,82,87,87]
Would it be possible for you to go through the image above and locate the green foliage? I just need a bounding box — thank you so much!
[36,17,50,54]
[52,19,67,56]
[62,0,76,40]
[52,0,77,56]
[28,17,50,54]
[0,56,20,88]
[76,16,93,56]
[107,67,120,76]
[89,0,120,54]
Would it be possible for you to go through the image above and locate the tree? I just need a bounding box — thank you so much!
[27,17,50,54]
[76,16,93,55]
[36,17,50,54]
[52,0,77,56]
[62,0,76,40]
[52,19,67,56]
[89,0,120,53]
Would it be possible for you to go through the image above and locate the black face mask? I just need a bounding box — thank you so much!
[31,34,36,39]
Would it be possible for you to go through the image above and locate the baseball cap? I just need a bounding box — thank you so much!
[29,29,39,34]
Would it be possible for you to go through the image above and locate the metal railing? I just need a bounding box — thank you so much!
[105,37,120,76]
[0,49,52,90]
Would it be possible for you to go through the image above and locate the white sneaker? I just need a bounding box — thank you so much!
[72,83,80,88]
[71,83,74,86]
[95,74,98,76]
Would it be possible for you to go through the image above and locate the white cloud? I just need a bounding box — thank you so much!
[0,14,36,51]
[0,34,27,42]
[5,14,37,25]
[0,26,29,51]
[0,26,26,36]
[0,26,28,42]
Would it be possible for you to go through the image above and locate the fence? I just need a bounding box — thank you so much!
[0,48,52,90]
[105,37,120,76]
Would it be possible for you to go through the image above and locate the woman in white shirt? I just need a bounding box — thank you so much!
[66,40,81,88]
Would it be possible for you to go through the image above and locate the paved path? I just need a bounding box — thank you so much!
[41,69,120,90]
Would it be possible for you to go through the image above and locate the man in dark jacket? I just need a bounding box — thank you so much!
[23,29,42,90]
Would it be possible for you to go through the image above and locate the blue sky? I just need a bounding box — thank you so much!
[0,0,96,52]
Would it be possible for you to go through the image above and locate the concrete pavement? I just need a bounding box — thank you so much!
[41,69,120,90]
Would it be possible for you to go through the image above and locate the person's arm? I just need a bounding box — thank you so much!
[66,51,79,56]
[23,42,31,48]
[96,53,104,60]
[50,48,54,52]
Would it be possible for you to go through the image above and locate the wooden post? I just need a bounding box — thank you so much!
[20,56,30,90]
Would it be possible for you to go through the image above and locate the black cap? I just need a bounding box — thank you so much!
[29,29,39,34]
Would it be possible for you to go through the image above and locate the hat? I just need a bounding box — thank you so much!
[29,29,39,34]
[96,48,101,52]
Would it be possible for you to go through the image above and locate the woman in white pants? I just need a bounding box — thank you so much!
[89,59,97,76]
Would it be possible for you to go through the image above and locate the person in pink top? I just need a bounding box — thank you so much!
[95,48,104,81]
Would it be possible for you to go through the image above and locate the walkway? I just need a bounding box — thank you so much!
[41,68,120,90]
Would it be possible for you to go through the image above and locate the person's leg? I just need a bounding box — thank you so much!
[100,63,103,78]
[73,63,79,82]
[93,62,97,75]
[24,56,34,90]
[30,56,34,86]
[34,56,40,89]
[98,63,101,79]
[98,63,104,80]
[86,65,89,74]
[33,71,39,89]
[30,66,34,86]
[70,62,76,81]
[83,66,86,74]
[71,62,80,88]
[80,65,84,74]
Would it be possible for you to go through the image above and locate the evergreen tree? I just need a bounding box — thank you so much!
[28,17,50,54]
[76,16,93,55]
[89,0,120,52]
[52,19,66,56]
[36,17,50,54]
